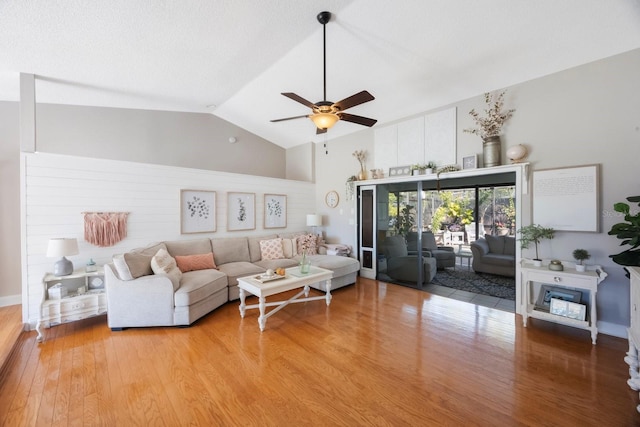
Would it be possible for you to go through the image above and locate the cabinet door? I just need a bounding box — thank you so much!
[397,117,424,166]
[630,268,640,343]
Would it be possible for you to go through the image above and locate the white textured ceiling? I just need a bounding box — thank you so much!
[1,0,639,149]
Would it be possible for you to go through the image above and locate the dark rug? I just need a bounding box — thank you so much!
[431,269,515,300]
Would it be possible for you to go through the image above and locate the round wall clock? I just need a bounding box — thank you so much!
[325,190,339,208]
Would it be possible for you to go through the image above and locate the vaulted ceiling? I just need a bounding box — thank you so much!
[1,0,639,148]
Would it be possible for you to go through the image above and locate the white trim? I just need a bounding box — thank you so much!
[598,320,627,339]
[0,294,21,307]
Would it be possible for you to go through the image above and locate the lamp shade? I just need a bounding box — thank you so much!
[47,238,79,257]
[310,113,339,130]
[306,214,322,227]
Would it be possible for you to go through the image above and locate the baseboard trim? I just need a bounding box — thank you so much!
[0,294,21,307]
[598,321,628,339]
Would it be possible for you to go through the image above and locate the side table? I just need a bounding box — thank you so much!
[37,267,106,342]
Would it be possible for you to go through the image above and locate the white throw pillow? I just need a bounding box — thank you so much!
[260,238,285,260]
[281,237,297,258]
[151,248,182,291]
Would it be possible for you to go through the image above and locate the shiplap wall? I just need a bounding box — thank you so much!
[22,152,315,326]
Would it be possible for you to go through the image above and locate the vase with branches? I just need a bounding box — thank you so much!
[463,90,515,167]
[353,150,367,180]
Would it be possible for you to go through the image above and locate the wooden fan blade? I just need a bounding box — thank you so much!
[271,114,310,123]
[316,127,328,135]
[281,93,318,109]
[338,112,377,127]
[333,90,375,111]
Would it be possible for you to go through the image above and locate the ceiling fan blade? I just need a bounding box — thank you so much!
[270,115,310,123]
[338,113,377,127]
[281,93,318,109]
[316,127,328,135]
[333,90,375,111]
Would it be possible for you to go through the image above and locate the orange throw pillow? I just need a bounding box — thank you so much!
[174,252,217,272]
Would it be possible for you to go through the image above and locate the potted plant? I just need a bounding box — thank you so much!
[608,196,640,266]
[426,161,437,174]
[517,224,555,266]
[411,164,427,175]
[463,90,515,167]
[572,249,591,272]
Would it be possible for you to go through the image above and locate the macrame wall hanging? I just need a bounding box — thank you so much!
[82,212,129,247]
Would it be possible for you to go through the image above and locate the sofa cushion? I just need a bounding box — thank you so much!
[151,248,182,291]
[132,242,168,257]
[211,237,250,265]
[253,258,299,270]
[504,236,516,256]
[281,237,297,258]
[297,233,318,255]
[165,239,212,257]
[482,253,515,267]
[260,238,284,260]
[174,269,228,307]
[248,234,278,262]
[175,252,217,272]
[301,254,360,278]
[113,252,154,280]
[485,234,505,254]
[217,261,264,286]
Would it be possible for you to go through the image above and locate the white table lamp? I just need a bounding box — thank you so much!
[306,214,322,235]
[47,238,79,276]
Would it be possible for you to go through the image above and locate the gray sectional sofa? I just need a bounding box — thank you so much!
[104,232,360,330]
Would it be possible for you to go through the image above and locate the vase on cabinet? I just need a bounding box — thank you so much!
[358,168,368,180]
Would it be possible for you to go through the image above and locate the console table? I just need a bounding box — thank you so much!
[37,267,106,342]
[521,262,607,344]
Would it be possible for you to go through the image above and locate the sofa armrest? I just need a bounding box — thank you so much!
[105,263,176,328]
[470,239,490,258]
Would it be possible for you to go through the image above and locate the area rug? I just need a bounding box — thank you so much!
[430,269,515,300]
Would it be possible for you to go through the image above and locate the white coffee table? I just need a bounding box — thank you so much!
[237,266,333,331]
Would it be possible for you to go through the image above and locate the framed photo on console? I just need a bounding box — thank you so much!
[180,190,216,234]
[264,194,287,229]
[535,285,581,312]
[228,192,255,231]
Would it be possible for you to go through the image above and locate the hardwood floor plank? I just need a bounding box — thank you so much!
[0,278,637,425]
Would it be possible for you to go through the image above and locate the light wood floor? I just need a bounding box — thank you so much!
[0,278,637,426]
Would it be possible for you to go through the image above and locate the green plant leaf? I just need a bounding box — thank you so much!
[614,202,630,214]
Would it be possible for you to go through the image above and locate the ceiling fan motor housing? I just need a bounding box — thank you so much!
[317,11,331,25]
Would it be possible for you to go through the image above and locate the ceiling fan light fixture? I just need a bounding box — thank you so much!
[310,112,339,129]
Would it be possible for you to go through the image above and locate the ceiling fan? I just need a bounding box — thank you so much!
[271,11,377,135]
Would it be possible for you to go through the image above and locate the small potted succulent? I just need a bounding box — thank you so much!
[572,249,591,272]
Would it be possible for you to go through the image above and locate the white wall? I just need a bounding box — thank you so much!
[0,102,21,305]
[35,103,287,179]
[22,152,315,327]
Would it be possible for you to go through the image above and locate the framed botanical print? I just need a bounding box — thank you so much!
[264,194,287,229]
[180,190,216,234]
[227,192,255,231]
